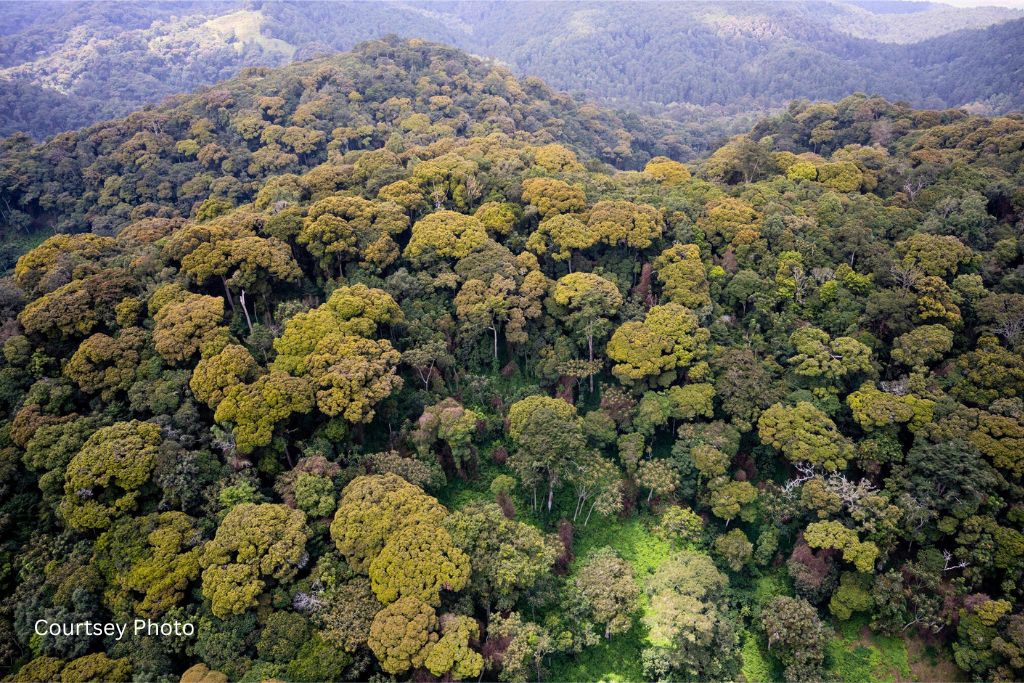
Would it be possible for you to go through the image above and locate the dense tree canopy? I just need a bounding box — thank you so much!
[1,36,1023,683]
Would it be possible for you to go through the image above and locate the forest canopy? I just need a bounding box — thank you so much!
[0,36,1023,683]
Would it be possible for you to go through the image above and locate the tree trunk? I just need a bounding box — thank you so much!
[547,478,555,512]
[221,276,236,312]
[588,334,595,392]
[239,289,254,335]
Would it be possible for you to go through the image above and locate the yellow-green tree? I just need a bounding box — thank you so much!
[367,595,439,674]
[59,420,161,531]
[587,200,664,250]
[201,503,309,618]
[654,243,710,309]
[526,214,598,268]
[404,210,488,266]
[758,402,853,471]
[330,474,447,572]
[369,523,471,606]
[298,195,408,276]
[213,371,314,454]
[607,303,710,388]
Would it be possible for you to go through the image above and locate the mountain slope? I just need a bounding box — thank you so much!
[2,0,1023,140]
[0,37,688,245]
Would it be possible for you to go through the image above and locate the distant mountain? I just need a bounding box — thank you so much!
[1,0,1023,140]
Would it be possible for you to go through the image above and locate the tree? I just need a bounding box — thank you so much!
[551,272,623,379]
[972,399,1024,479]
[708,479,758,523]
[201,503,309,618]
[891,439,1001,519]
[533,143,585,174]
[14,233,117,296]
[761,596,830,682]
[59,420,161,531]
[486,611,556,683]
[587,200,664,250]
[367,596,439,675]
[474,201,520,236]
[692,443,730,481]
[444,502,557,611]
[703,135,775,185]
[657,506,704,545]
[567,451,622,525]
[643,550,739,680]
[412,398,483,477]
[607,303,710,388]
[644,156,691,185]
[758,402,853,471]
[404,210,488,266]
[787,326,872,394]
[369,523,471,606]
[714,528,753,572]
[330,474,447,572]
[891,324,954,368]
[314,577,381,653]
[803,521,878,573]
[189,344,259,410]
[298,195,408,276]
[976,293,1024,346]
[425,614,485,680]
[454,266,547,361]
[654,243,710,309]
[526,214,598,268]
[213,372,314,454]
[829,571,873,620]
[846,382,933,431]
[898,233,973,278]
[697,197,760,248]
[574,547,640,638]
[272,283,403,375]
[180,235,301,330]
[18,271,133,339]
[520,177,587,218]
[94,512,204,619]
[64,328,147,400]
[60,653,131,682]
[507,395,588,512]
[302,333,403,422]
[636,459,679,503]
[152,292,227,364]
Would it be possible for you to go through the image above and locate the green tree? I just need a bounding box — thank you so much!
[507,395,588,512]
[758,402,853,471]
[574,547,640,638]
[761,596,831,682]
[551,272,623,375]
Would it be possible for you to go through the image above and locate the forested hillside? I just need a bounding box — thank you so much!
[0,38,1023,683]
[2,0,1024,140]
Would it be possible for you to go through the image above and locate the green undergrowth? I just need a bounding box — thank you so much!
[826,615,911,683]
[548,514,672,682]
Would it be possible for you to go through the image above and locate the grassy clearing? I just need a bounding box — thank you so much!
[203,10,295,58]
